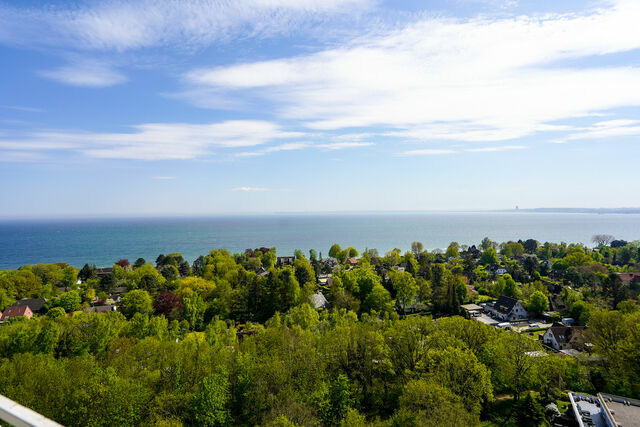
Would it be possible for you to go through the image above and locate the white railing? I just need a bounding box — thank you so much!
[0,394,62,427]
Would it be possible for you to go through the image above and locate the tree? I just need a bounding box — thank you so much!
[120,290,153,318]
[481,237,496,250]
[362,284,393,314]
[132,258,146,269]
[153,291,182,317]
[329,244,342,258]
[56,291,82,312]
[516,393,546,427]
[528,291,549,314]
[191,369,231,426]
[445,242,460,258]
[480,248,499,265]
[592,234,614,246]
[78,264,96,281]
[161,265,179,281]
[139,274,160,293]
[390,271,418,314]
[411,242,424,255]
[523,239,539,254]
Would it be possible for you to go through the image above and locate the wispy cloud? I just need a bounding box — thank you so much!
[398,149,456,156]
[235,139,373,156]
[40,60,126,87]
[0,120,302,160]
[555,119,640,142]
[466,145,526,152]
[233,187,269,192]
[0,105,44,113]
[0,0,373,51]
[184,0,640,146]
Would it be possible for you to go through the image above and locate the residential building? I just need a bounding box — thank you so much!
[569,392,640,427]
[276,256,295,267]
[484,296,527,321]
[1,305,33,321]
[12,298,47,314]
[543,324,586,351]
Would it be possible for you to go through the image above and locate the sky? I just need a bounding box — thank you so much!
[1,0,640,218]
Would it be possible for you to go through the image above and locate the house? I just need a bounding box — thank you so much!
[486,265,508,275]
[85,305,117,313]
[345,257,358,267]
[310,292,328,309]
[96,267,113,278]
[543,324,585,351]
[461,303,483,318]
[12,298,47,314]
[569,392,640,427]
[276,256,295,267]
[1,305,33,321]
[484,296,527,321]
[257,267,269,277]
[617,272,640,285]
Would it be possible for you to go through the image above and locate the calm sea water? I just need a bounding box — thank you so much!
[0,212,639,269]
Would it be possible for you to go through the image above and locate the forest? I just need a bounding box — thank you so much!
[0,237,639,426]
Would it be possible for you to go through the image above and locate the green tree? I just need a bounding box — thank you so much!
[528,291,549,314]
[480,248,499,265]
[445,242,460,258]
[192,369,231,426]
[516,393,546,427]
[390,270,418,314]
[329,244,342,258]
[56,290,82,312]
[120,290,153,319]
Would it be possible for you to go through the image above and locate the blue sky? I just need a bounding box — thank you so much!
[1,0,640,218]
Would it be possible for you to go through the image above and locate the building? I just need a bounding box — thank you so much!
[12,298,47,314]
[461,303,483,318]
[96,267,113,278]
[345,257,358,267]
[543,324,585,351]
[617,272,640,285]
[310,292,328,309]
[569,392,640,427]
[484,296,527,321]
[1,305,33,321]
[84,305,117,313]
[276,256,295,267]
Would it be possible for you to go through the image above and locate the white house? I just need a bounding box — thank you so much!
[484,296,527,321]
[543,325,585,351]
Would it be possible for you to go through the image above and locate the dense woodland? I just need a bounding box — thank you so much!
[0,236,639,426]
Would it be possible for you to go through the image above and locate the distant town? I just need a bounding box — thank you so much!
[0,235,639,426]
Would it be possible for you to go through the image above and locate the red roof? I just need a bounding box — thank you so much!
[617,273,640,283]
[346,257,358,265]
[1,305,33,320]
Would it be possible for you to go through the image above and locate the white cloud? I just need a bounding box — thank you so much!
[40,60,126,87]
[465,145,526,152]
[557,119,640,142]
[185,0,640,145]
[317,142,374,149]
[398,149,457,156]
[233,187,269,192]
[0,120,301,160]
[0,0,373,51]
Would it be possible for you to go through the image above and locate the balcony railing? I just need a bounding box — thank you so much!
[0,394,62,427]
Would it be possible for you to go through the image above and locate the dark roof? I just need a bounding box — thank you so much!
[548,325,585,344]
[85,305,117,313]
[13,298,47,313]
[1,305,33,320]
[493,296,519,314]
[96,267,113,277]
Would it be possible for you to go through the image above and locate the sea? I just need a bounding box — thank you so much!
[0,212,639,269]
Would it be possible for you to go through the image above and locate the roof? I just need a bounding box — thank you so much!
[310,292,328,309]
[1,305,33,320]
[617,272,640,283]
[345,257,358,265]
[547,325,585,344]
[493,296,519,314]
[461,303,483,311]
[13,298,47,313]
[85,305,117,313]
